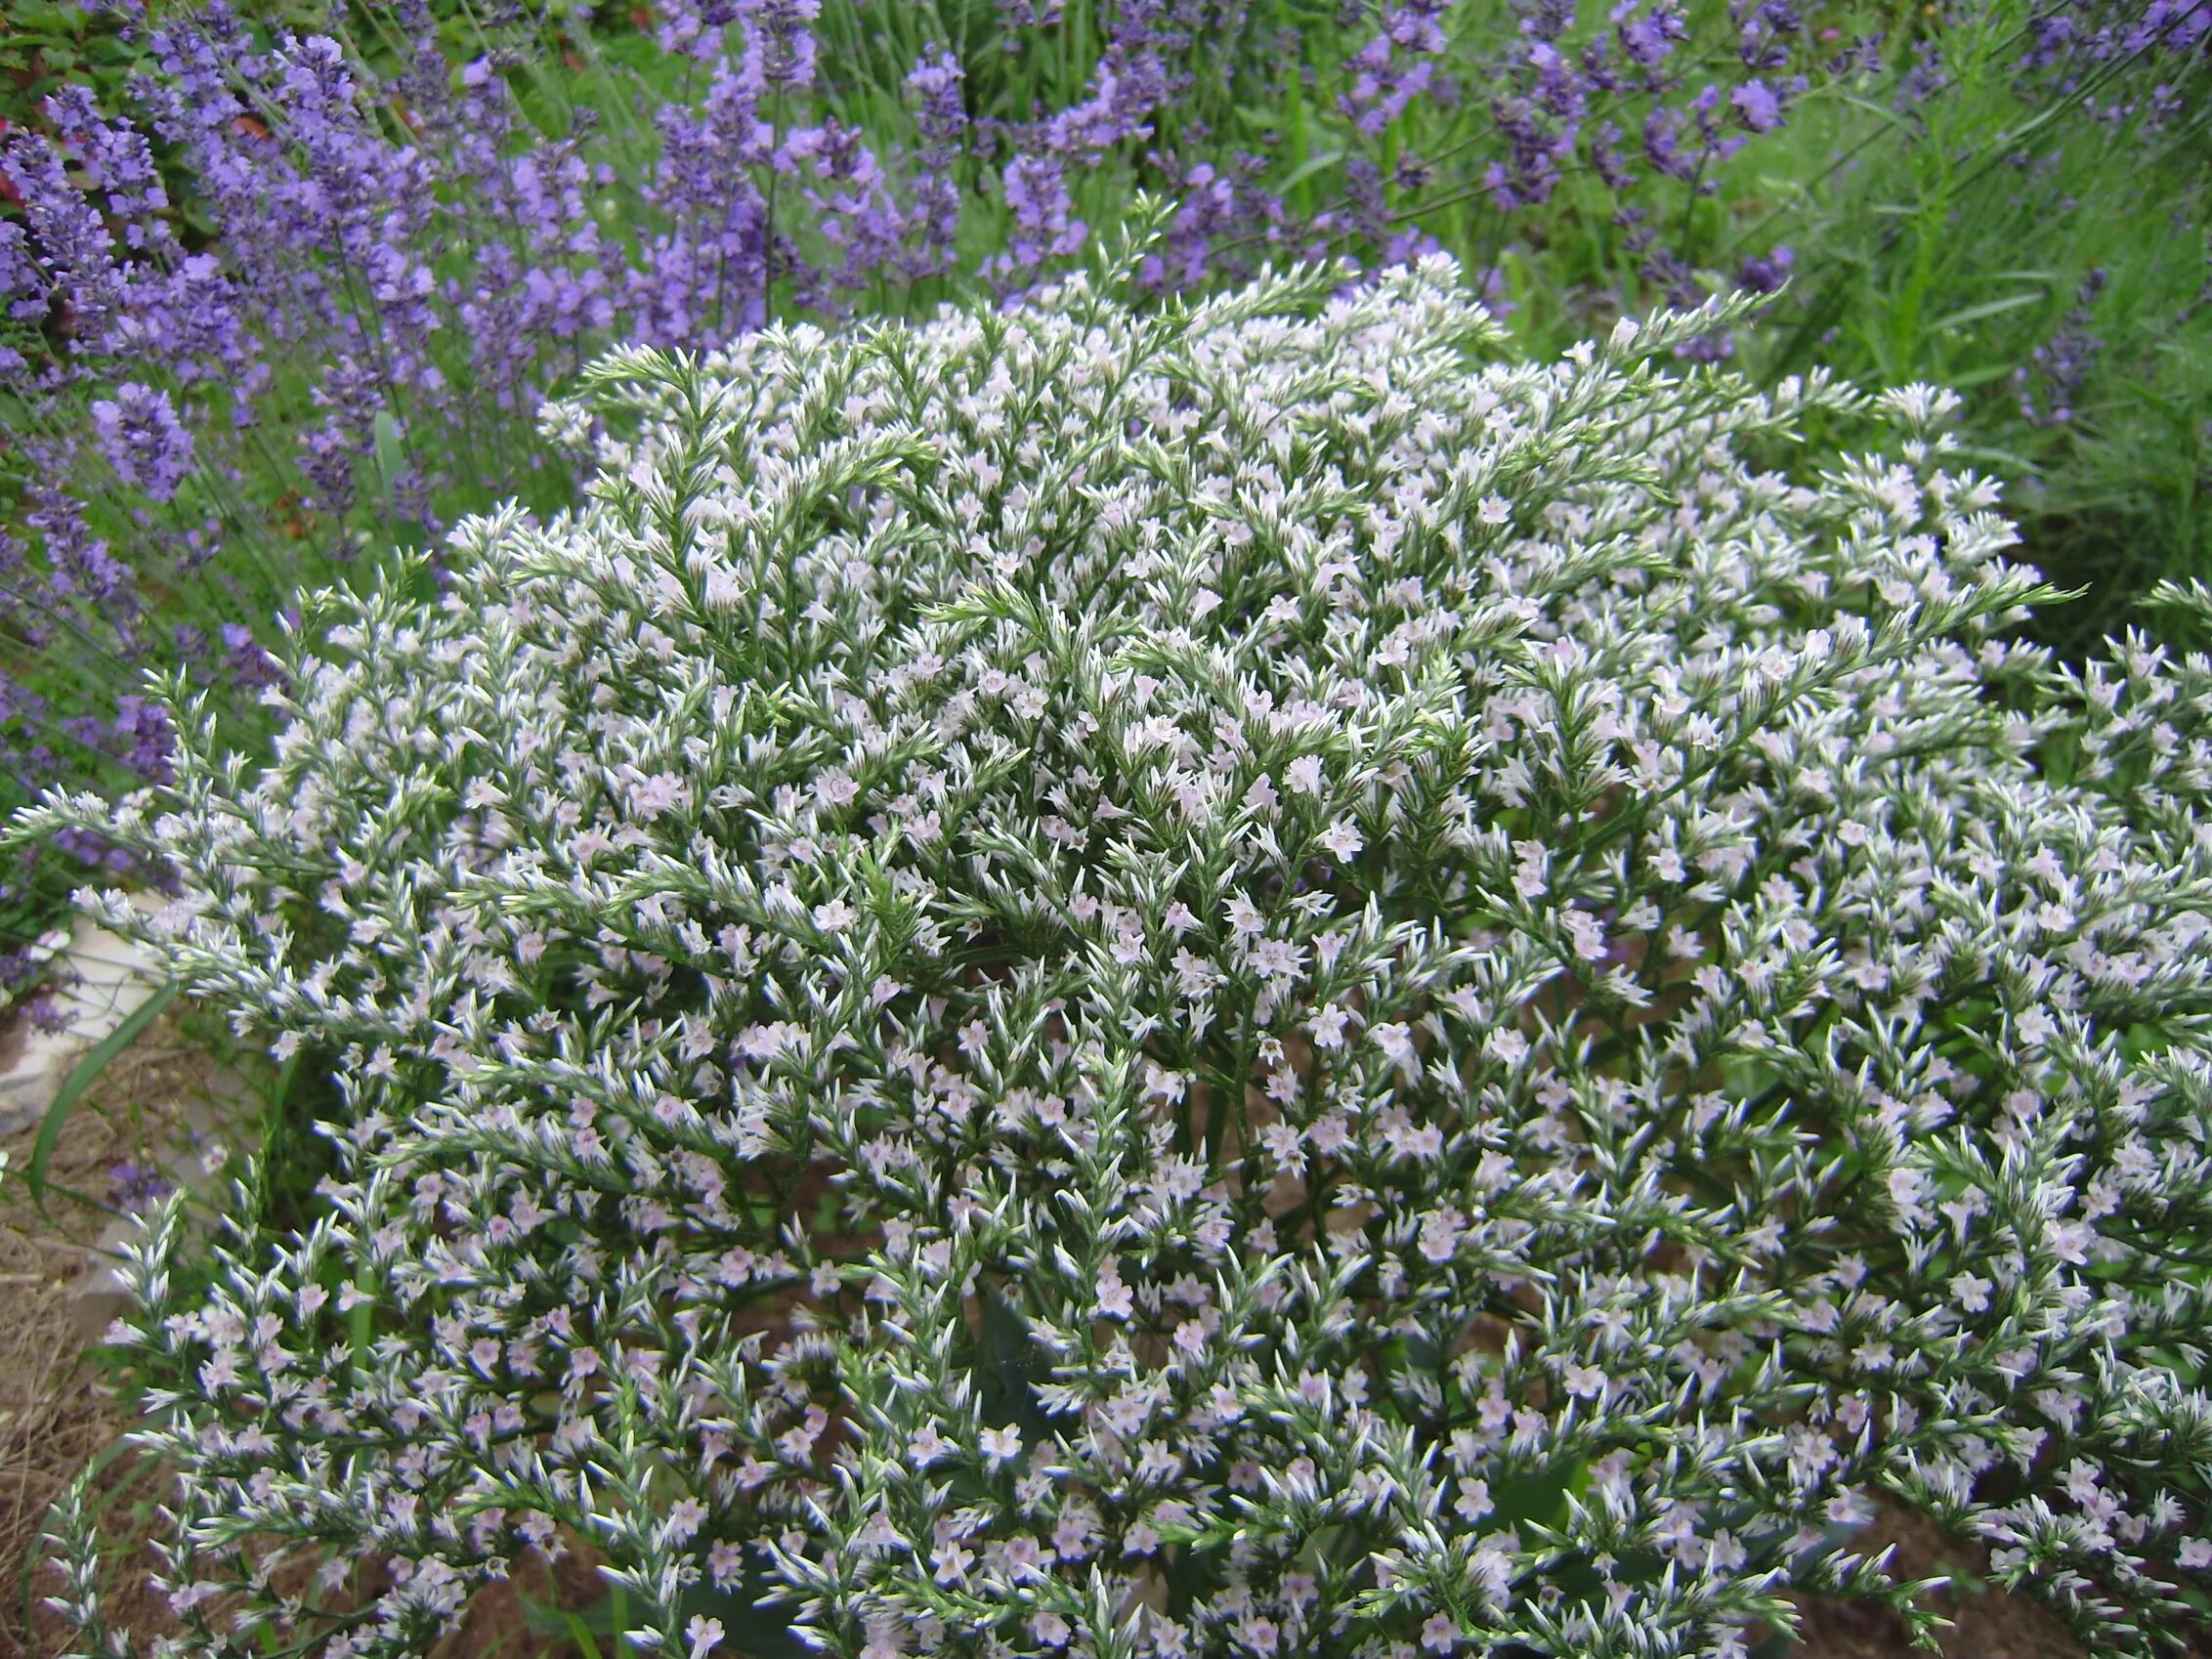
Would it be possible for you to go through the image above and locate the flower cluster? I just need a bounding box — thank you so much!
[21,227,2212,1659]
[2018,0,2212,123]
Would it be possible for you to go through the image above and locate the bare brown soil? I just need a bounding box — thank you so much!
[1781,1503,2087,1659]
[0,1002,210,1659]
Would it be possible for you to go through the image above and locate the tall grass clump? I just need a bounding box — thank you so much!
[14,222,2212,1658]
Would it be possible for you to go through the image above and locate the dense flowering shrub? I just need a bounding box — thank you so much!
[6,0,2209,1003]
[19,228,2212,1659]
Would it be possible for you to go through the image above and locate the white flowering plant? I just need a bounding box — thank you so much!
[16,205,2212,1659]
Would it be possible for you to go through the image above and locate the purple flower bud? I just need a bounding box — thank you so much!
[1736,243,1795,294]
[107,1160,173,1208]
[1339,0,1451,139]
[2019,269,2107,429]
[0,129,124,337]
[990,155,1087,290]
[1730,77,1784,132]
[89,382,194,502]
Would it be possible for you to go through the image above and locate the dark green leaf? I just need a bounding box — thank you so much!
[674,1569,812,1659]
[975,1282,1058,1449]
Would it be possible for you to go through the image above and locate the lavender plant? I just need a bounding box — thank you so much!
[16,219,2212,1658]
[1739,0,2211,660]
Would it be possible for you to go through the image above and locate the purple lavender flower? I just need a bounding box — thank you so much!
[2018,268,2108,428]
[1041,64,1162,156]
[296,355,383,521]
[787,119,903,306]
[0,129,124,339]
[1826,28,1886,77]
[1141,156,1288,292]
[629,62,776,349]
[1732,0,1803,71]
[737,0,823,95]
[22,990,73,1037]
[1518,0,1577,44]
[1895,40,1949,109]
[107,1160,173,1209]
[1615,0,1688,77]
[1641,105,1694,181]
[89,383,194,501]
[657,0,746,61]
[112,254,266,420]
[1339,0,1451,139]
[59,692,171,787]
[41,85,173,255]
[0,221,45,331]
[1591,120,1638,190]
[1315,155,1391,251]
[991,154,1088,292]
[2022,0,2211,94]
[1736,243,1795,294]
[221,622,284,697]
[22,479,140,641]
[899,49,968,283]
[1729,77,1784,133]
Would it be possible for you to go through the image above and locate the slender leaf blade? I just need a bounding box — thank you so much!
[27,980,180,1219]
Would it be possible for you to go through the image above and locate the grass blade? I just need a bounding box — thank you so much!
[26,980,180,1220]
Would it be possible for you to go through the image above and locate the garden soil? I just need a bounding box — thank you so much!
[1784,1502,2087,1659]
[0,1002,205,1659]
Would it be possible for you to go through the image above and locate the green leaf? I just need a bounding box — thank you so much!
[673,1568,812,1659]
[1490,1458,1582,1532]
[2122,1022,2172,1062]
[1721,1056,1781,1101]
[976,1282,1057,1449]
[27,979,180,1219]
[1929,290,2046,333]
[1830,90,1919,133]
[518,1587,602,1640]
[1275,149,1347,194]
[347,1295,374,1382]
[561,1611,605,1659]
[16,1435,141,1631]
[371,409,406,532]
